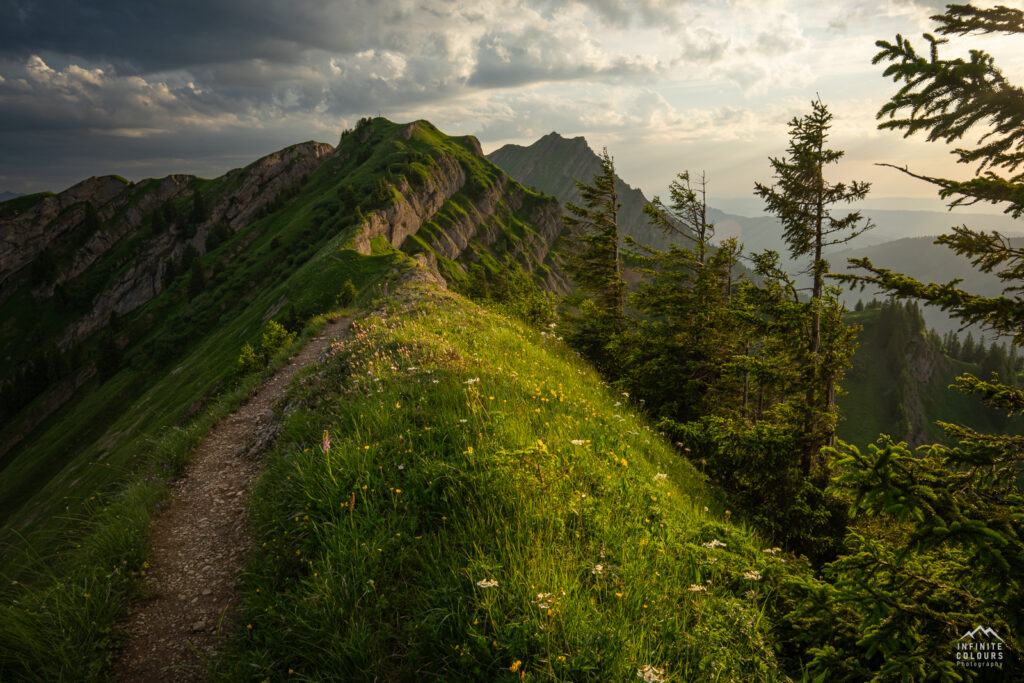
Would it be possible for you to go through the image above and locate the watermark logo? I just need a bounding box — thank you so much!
[955,625,1005,670]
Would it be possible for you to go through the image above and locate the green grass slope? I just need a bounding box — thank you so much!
[0,117,568,560]
[217,284,791,681]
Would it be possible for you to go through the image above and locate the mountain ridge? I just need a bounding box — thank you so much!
[0,116,571,547]
[487,132,674,251]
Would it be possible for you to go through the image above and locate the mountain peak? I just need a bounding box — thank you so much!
[536,131,589,149]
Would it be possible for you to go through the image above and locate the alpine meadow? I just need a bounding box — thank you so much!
[1,2,1023,681]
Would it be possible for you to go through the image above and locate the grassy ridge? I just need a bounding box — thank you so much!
[0,310,355,681]
[0,117,562,551]
[219,285,791,681]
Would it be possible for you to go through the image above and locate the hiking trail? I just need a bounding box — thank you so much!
[114,316,352,681]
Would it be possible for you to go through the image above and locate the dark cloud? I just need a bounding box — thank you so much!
[0,0,394,72]
[0,0,684,190]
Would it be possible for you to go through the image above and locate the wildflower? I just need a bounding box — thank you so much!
[622,392,629,397]
[763,547,782,555]
[636,664,666,682]
[510,660,522,672]
[476,579,498,588]
[591,564,605,576]
[459,419,468,423]
[743,570,762,581]
[688,584,707,592]
[570,439,585,446]
[702,539,726,549]
[653,472,668,481]
[533,592,553,609]
[321,430,331,454]
[464,377,480,384]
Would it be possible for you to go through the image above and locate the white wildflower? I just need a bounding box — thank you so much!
[636,664,666,682]
[591,564,605,576]
[622,392,629,397]
[653,473,668,481]
[533,592,553,609]
[570,439,585,446]
[743,570,762,581]
[702,539,727,549]
[476,579,498,588]
[763,547,782,555]
[687,584,707,592]
[464,377,480,385]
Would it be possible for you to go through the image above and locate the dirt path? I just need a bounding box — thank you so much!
[114,316,352,682]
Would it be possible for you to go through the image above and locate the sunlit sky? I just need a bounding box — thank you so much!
[2,0,1021,214]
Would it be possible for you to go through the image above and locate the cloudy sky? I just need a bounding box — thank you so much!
[2,0,1021,214]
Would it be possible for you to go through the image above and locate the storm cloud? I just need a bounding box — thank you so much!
[0,0,979,202]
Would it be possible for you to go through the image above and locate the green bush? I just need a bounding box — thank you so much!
[260,320,296,361]
[236,342,260,375]
[337,280,358,307]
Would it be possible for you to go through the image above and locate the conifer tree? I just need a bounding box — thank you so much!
[561,148,626,373]
[626,171,742,419]
[754,99,873,472]
[563,148,625,319]
[793,7,1024,677]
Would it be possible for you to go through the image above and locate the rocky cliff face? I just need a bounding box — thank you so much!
[0,119,571,452]
[354,152,467,255]
[351,123,570,291]
[0,141,333,350]
[487,132,670,251]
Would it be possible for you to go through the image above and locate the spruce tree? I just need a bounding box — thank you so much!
[795,6,1024,677]
[563,148,625,319]
[561,148,626,373]
[626,171,742,420]
[754,99,873,472]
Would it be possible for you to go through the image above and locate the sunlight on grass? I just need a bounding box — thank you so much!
[219,284,787,681]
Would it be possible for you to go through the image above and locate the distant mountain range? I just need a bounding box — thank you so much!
[488,133,678,251]
[487,131,1020,338]
[486,130,1021,447]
